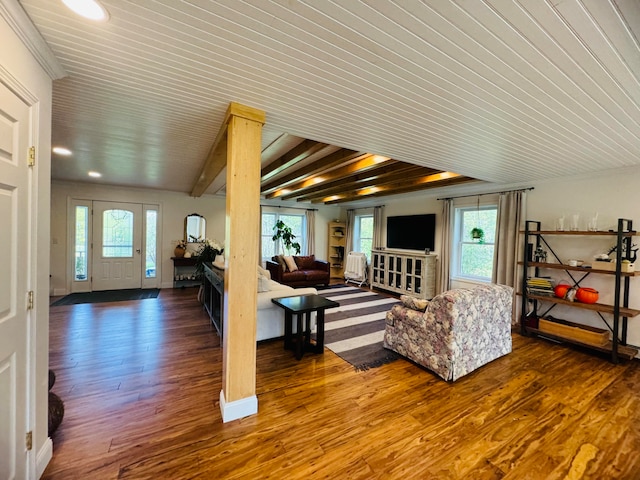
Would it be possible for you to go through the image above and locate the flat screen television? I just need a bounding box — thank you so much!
[386,214,436,251]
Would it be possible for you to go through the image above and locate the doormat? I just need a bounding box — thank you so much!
[320,285,401,371]
[51,288,161,306]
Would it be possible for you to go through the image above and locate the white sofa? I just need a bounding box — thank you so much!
[256,277,318,342]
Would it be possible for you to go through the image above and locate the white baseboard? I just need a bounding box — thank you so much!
[53,288,67,296]
[219,390,257,423]
[36,437,53,478]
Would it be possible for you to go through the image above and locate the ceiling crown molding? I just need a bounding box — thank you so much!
[0,0,66,80]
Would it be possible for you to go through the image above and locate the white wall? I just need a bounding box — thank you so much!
[51,182,342,293]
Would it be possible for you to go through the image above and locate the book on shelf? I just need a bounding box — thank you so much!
[526,277,555,296]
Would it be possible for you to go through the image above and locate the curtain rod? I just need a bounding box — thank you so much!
[260,204,318,211]
[347,205,385,211]
[437,187,534,201]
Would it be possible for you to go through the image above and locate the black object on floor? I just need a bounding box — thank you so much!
[51,288,161,306]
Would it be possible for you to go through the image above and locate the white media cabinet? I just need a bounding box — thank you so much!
[371,249,437,299]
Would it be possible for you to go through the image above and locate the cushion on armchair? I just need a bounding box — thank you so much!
[274,255,287,271]
[294,255,316,269]
[283,255,298,272]
[400,295,429,312]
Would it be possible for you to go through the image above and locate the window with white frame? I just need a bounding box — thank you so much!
[353,214,374,262]
[452,205,497,281]
[261,212,306,261]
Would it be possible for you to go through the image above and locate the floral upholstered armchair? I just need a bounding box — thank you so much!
[383,284,513,381]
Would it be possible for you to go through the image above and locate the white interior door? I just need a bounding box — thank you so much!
[0,80,31,480]
[92,201,143,291]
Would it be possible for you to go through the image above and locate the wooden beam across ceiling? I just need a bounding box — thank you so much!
[287,164,433,202]
[260,148,369,195]
[316,172,477,204]
[267,154,396,200]
[260,139,330,182]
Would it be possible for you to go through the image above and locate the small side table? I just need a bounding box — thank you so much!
[271,294,339,360]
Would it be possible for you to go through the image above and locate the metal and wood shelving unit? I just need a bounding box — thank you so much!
[520,218,639,362]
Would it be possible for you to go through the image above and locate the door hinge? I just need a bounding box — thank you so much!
[26,431,32,451]
[28,146,35,167]
[27,291,34,310]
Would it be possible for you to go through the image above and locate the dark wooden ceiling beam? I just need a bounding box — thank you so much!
[314,173,477,204]
[268,156,397,200]
[261,149,369,195]
[260,139,330,182]
[290,165,433,202]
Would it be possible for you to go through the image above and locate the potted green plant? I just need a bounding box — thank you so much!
[272,220,301,255]
[470,227,484,243]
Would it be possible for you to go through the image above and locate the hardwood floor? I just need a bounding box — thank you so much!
[44,287,640,479]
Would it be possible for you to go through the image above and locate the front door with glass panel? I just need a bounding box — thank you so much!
[92,201,143,291]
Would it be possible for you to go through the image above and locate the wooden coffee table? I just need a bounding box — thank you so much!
[271,294,339,360]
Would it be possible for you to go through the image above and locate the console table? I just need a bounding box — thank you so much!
[171,256,200,288]
[203,263,224,336]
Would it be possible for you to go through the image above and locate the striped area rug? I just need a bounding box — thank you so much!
[319,285,401,371]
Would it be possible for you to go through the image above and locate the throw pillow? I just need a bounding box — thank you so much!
[283,255,298,272]
[294,255,315,270]
[274,255,287,271]
[257,264,271,280]
[400,295,429,312]
[257,273,271,292]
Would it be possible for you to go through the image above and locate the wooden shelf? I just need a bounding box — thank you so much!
[518,261,639,276]
[328,221,346,279]
[526,326,638,360]
[520,292,640,318]
[520,229,636,236]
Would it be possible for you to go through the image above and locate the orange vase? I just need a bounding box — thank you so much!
[174,246,185,258]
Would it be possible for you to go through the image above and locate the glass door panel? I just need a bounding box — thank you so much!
[74,206,89,282]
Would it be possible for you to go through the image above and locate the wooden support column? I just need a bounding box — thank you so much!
[216,102,265,422]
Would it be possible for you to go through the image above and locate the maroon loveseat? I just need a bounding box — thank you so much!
[266,254,330,288]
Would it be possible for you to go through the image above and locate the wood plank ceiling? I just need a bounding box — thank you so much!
[14,0,640,205]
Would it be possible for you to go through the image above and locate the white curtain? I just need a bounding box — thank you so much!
[345,209,355,254]
[305,209,315,255]
[439,199,452,293]
[373,205,384,249]
[492,190,527,288]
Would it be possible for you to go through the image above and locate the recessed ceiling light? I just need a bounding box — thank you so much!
[52,146,72,156]
[88,171,102,178]
[61,0,110,21]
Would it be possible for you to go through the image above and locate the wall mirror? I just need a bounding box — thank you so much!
[185,213,206,242]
